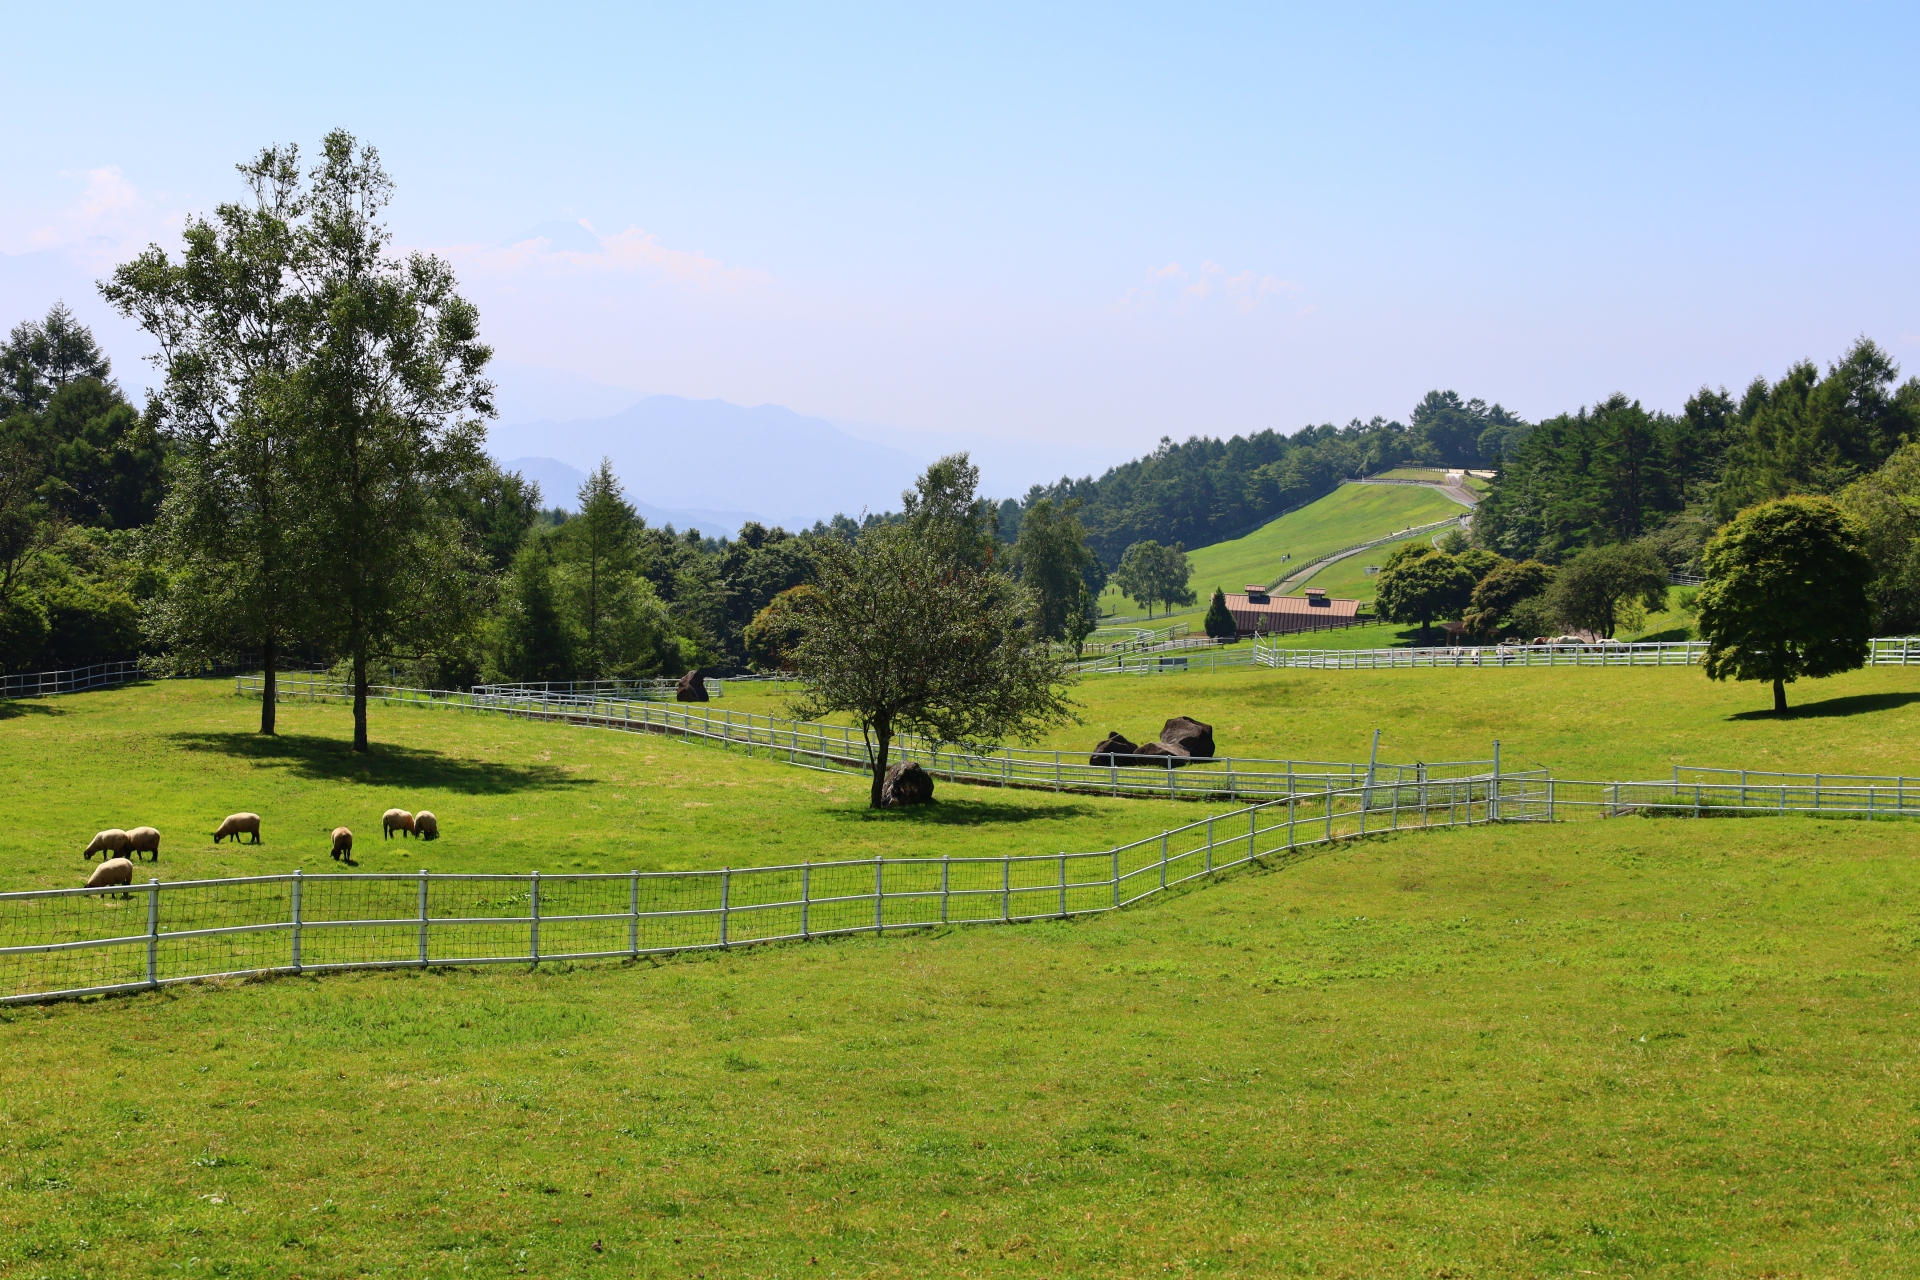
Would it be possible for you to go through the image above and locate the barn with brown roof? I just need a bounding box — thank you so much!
[1224,585,1360,637]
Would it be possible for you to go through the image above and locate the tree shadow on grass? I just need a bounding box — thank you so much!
[166,731,591,796]
[1728,691,1920,722]
[823,795,1110,828]
[0,701,66,721]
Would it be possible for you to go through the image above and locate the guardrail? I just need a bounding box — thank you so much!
[1,775,1520,1006]
[1,659,151,699]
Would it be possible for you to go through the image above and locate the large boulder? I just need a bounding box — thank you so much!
[1158,716,1215,760]
[880,761,936,806]
[1089,731,1138,767]
[675,670,709,703]
[1130,740,1190,767]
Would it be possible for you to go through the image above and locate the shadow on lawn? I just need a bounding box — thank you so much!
[1728,691,1920,721]
[828,795,1109,827]
[0,701,65,721]
[167,731,589,795]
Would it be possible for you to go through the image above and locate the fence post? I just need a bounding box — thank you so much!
[530,872,541,963]
[720,868,731,947]
[1326,791,1334,842]
[1160,831,1169,888]
[1111,848,1120,906]
[1002,859,1011,921]
[629,870,640,956]
[1491,740,1501,822]
[290,870,303,971]
[801,862,812,939]
[146,879,161,987]
[942,856,951,922]
[1057,854,1067,916]
[874,857,884,935]
[418,870,430,967]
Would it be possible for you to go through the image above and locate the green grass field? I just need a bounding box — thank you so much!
[0,681,1203,895]
[1102,482,1463,622]
[1292,530,1438,601]
[6,813,1920,1277]
[722,661,1920,779]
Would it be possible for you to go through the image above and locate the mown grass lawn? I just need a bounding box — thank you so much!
[0,680,1205,895]
[4,815,1918,1277]
[721,661,1920,780]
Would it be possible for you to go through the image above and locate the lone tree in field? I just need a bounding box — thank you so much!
[295,131,493,752]
[1547,542,1668,639]
[789,501,1073,809]
[1203,586,1237,640]
[104,145,314,734]
[1374,545,1474,640]
[1698,496,1875,714]
[1113,539,1195,619]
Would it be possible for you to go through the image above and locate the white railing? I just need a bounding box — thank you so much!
[1871,637,1920,665]
[1251,638,1713,668]
[232,674,1499,804]
[474,677,726,700]
[1,659,151,699]
[0,776,1516,1006]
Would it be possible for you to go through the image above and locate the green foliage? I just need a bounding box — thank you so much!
[445,463,543,574]
[1462,558,1554,640]
[1836,441,1920,633]
[901,452,998,569]
[1373,547,1475,636]
[791,510,1073,807]
[557,458,640,676]
[1011,497,1099,645]
[1112,539,1195,619]
[1698,496,1876,713]
[489,542,574,682]
[1203,586,1237,640]
[1546,542,1669,640]
[1716,339,1920,517]
[743,583,815,672]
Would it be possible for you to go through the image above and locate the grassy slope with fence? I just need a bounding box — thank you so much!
[719,661,1920,781]
[1099,481,1463,623]
[0,680,1203,895]
[5,814,1919,1276]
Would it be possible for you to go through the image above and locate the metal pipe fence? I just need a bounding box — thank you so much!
[1,659,152,699]
[233,675,1498,804]
[1,776,1520,1006]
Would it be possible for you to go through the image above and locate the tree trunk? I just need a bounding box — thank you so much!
[351,612,370,753]
[868,716,892,808]
[260,634,277,736]
[1774,675,1787,715]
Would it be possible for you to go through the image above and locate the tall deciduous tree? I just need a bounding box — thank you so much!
[1113,539,1195,619]
[1698,496,1875,713]
[1546,543,1668,639]
[1374,546,1475,639]
[789,520,1073,808]
[902,452,998,568]
[104,146,312,731]
[294,130,492,752]
[1011,496,1098,647]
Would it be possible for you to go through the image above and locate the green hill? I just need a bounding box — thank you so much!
[1102,481,1463,621]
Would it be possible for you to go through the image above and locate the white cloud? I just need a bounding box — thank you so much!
[1117,258,1299,316]
[447,220,771,295]
[20,167,181,268]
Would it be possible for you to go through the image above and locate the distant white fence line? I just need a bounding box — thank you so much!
[1,659,152,699]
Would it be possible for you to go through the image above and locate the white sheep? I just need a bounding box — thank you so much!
[85,856,134,894]
[212,813,262,844]
[82,829,131,861]
[412,810,438,841]
[382,808,415,839]
[124,826,161,862]
[331,827,354,861]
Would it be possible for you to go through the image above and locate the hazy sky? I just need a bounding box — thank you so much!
[5,2,1917,480]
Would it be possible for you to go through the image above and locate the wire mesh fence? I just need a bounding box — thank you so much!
[3,777,1517,1005]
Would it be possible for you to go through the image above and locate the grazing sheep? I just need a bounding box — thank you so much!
[212,813,262,844]
[125,826,161,862]
[85,856,134,893]
[82,829,131,861]
[413,810,438,841]
[331,827,354,861]
[382,808,415,839]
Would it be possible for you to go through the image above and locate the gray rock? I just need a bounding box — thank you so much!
[1090,731,1139,766]
[1158,716,1215,760]
[675,670,709,703]
[880,761,936,806]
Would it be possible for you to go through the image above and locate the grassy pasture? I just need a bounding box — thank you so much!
[722,662,1920,779]
[0,681,1203,895]
[5,815,1920,1276]
[1102,482,1463,622]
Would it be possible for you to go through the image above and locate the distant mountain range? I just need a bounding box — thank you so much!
[487,394,930,534]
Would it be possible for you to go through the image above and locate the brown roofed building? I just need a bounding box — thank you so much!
[1224,587,1360,636]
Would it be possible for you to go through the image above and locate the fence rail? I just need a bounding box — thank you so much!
[233,675,1498,804]
[1,659,152,699]
[1,776,1521,1005]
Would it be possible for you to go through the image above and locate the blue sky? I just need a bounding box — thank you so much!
[4,2,1917,486]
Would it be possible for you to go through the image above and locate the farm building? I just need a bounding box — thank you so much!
[1224,585,1361,637]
